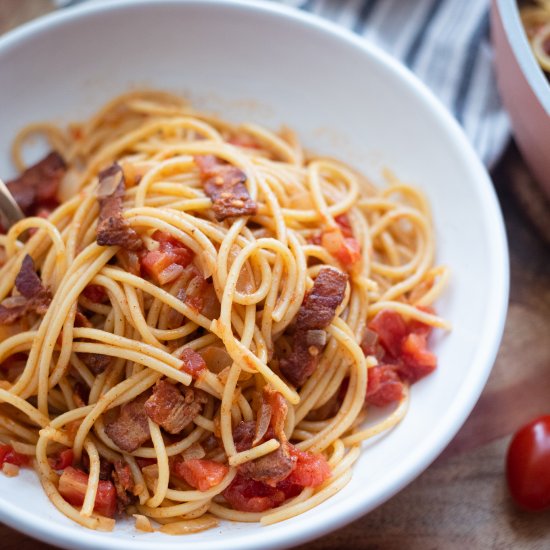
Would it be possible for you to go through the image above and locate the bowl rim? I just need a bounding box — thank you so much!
[0,1,510,549]
[495,0,550,115]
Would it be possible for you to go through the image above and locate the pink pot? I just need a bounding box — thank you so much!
[492,0,550,197]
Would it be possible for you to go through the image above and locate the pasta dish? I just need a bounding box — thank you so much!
[0,91,449,535]
[520,0,550,76]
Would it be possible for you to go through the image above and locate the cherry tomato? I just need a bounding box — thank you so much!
[506,415,550,511]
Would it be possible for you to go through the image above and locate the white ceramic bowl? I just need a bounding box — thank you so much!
[0,1,509,549]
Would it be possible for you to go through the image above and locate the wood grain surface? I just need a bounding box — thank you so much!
[1,2,550,549]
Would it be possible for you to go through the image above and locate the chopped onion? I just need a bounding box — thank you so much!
[306,329,327,347]
[1,295,28,309]
[253,402,272,446]
[229,246,255,293]
[362,328,378,349]
[321,228,344,255]
[199,346,232,374]
[182,443,206,461]
[133,514,154,533]
[97,167,124,198]
[2,463,19,477]
[142,464,159,481]
[159,516,219,535]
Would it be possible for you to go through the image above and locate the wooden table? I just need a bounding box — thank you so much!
[2,1,550,548]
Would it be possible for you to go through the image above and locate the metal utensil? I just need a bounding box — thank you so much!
[0,177,24,230]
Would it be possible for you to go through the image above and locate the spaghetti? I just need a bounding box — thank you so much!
[0,91,449,534]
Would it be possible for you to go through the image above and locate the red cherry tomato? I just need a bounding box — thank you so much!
[506,415,550,511]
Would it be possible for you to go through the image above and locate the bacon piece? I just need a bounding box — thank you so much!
[179,348,207,379]
[144,379,207,434]
[15,255,45,298]
[112,460,135,506]
[96,163,142,250]
[105,393,151,452]
[80,353,112,375]
[233,421,256,453]
[195,155,257,221]
[0,255,51,324]
[82,284,107,303]
[6,152,66,215]
[239,444,297,487]
[280,267,348,386]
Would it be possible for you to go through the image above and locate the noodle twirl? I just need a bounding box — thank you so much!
[0,91,449,534]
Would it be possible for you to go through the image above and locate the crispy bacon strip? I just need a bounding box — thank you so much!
[239,444,297,487]
[280,267,348,386]
[80,353,112,375]
[239,386,295,486]
[144,379,207,434]
[105,393,151,453]
[6,152,66,215]
[195,155,257,221]
[0,255,51,324]
[112,460,136,507]
[96,163,142,250]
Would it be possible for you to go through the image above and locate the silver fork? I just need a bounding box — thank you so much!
[0,177,24,230]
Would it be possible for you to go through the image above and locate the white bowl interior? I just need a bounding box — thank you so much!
[0,1,508,549]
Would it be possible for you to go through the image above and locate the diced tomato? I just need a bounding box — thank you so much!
[141,250,184,285]
[48,448,74,471]
[140,231,194,285]
[172,458,228,492]
[179,348,207,378]
[285,447,331,488]
[276,477,303,499]
[0,445,30,468]
[365,365,404,407]
[223,474,286,512]
[58,466,116,517]
[366,308,437,391]
[82,284,107,303]
[334,237,361,267]
[368,310,408,358]
[334,213,354,238]
[398,332,436,383]
[223,447,329,512]
[321,228,361,269]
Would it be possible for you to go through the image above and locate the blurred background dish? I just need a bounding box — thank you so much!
[492,0,550,198]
